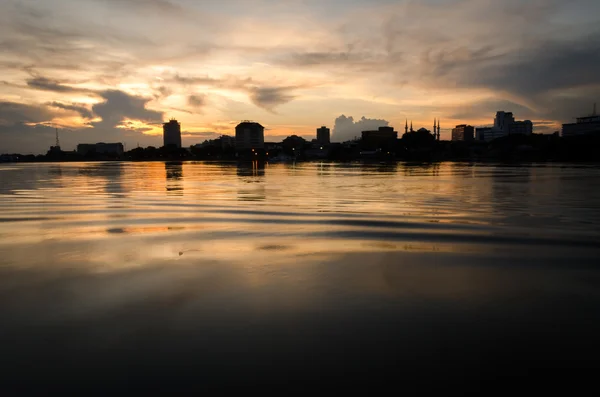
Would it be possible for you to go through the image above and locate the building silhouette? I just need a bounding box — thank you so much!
[452,125,475,141]
[476,111,534,142]
[77,143,124,157]
[163,119,182,148]
[562,104,600,137]
[361,126,397,150]
[235,121,264,151]
[509,120,533,135]
[316,126,331,145]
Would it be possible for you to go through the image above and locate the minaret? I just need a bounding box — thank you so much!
[410,121,414,133]
[433,118,437,136]
[437,119,441,141]
[405,119,408,135]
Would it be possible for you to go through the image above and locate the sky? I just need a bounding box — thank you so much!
[1,0,599,153]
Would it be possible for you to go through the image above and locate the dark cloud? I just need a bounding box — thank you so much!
[92,90,163,129]
[0,102,54,126]
[26,76,84,93]
[282,50,381,67]
[426,33,600,99]
[332,115,390,142]
[48,102,93,119]
[172,74,253,90]
[154,86,173,99]
[173,74,221,86]
[0,122,161,155]
[171,73,298,111]
[188,94,206,108]
[98,0,185,15]
[248,87,296,111]
[448,100,535,123]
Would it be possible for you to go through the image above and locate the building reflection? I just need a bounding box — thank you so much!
[77,162,125,197]
[317,162,332,177]
[489,164,533,216]
[360,162,399,174]
[400,162,440,177]
[236,161,265,178]
[237,161,266,201]
[165,162,183,195]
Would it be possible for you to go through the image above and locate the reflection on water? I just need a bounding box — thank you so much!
[0,161,599,393]
[165,162,183,195]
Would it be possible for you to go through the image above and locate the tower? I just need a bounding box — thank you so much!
[433,118,437,137]
[437,119,441,141]
[405,119,408,135]
[410,121,414,133]
[163,119,182,148]
[55,127,60,148]
[316,126,330,145]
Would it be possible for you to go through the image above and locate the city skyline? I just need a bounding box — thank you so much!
[1,0,600,154]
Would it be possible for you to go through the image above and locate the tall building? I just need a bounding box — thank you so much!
[494,111,515,135]
[476,111,534,142]
[562,104,600,137]
[316,126,330,145]
[235,121,265,151]
[163,119,182,148]
[509,120,533,135]
[452,125,475,141]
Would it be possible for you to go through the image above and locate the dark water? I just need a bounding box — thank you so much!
[1,161,599,394]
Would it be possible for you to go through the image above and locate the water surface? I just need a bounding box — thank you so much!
[1,162,599,394]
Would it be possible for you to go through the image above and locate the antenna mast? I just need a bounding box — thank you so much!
[55,127,60,148]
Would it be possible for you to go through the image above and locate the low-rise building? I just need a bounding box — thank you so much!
[361,126,397,150]
[77,142,124,157]
[452,125,475,141]
[562,113,600,137]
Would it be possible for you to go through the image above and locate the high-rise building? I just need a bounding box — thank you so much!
[509,120,533,135]
[316,126,330,145]
[452,125,475,141]
[494,111,515,135]
[235,121,264,151]
[475,111,534,142]
[163,119,182,148]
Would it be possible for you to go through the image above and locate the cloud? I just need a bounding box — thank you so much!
[171,73,299,111]
[0,101,55,126]
[97,0,185,15]
[92,90,163,129]
[188,94,206,108]
[332,115,390,142]
[248,86,296,111]
[48,102,93,119]
[26,76,84,93]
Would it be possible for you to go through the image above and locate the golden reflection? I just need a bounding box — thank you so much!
[165,162,184,195]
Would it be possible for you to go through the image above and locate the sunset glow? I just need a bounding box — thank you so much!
[1,0,599,153]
